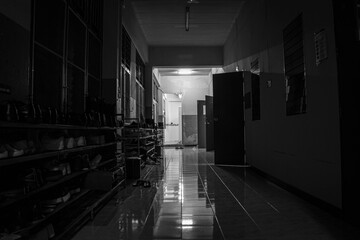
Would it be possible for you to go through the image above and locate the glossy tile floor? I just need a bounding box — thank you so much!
[72,148,360,240]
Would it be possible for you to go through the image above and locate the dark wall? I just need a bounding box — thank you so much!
[224,0,342,208]
[332,0,360,224]
[102,0,120,80]
[0,1,31,102]
[122,1,148,63]
[197,100,206,148]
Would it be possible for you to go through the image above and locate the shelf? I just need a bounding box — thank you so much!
[1,118,122,240]
[0,121,116,131]
[91,178,125,210]
[124,144,140,147]
[120,135,154,140]
[125,154,144,159]
[1,156,118,210]
[51,178,125,240]
[146,147,155,155]
[123,142,154,147]
[0,151,60,167]
[15,190,90,238]
[145,141,155,146]
[0,170,89,210]
[0,142,116,167]
[97,158,117,168]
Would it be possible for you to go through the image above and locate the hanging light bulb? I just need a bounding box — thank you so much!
[177,92,183,99]
[185,6,190,31]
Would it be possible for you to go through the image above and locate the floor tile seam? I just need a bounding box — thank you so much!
[193,158,226,240]
[213,175,281,215]
[204,153,281,214]
[204,160,262,231]
[213,167,281,214]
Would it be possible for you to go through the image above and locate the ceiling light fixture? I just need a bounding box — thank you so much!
[177,69,193,75]
[185,6,190,31]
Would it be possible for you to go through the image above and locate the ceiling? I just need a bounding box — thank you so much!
[130,0,245,46]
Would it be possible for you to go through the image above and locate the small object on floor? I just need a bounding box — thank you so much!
[146,158,159,165]
[143,180,151,188]
[132,179,151,187]
[132,179,143,187]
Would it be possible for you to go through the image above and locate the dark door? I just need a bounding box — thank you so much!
[213,72,245,165]
[205,95,214,151]
[332,0,360,225]
[197,100,206,148]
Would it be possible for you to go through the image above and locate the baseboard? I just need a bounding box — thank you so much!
[249,166,343,219]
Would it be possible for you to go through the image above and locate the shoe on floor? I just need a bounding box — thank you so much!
[132,179,143,187]
[143,180,151,188]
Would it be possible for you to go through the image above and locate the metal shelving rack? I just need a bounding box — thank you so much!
[0,123,125,240]
[121,118,157,179]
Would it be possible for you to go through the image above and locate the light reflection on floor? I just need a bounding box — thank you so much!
[71,147,360,240]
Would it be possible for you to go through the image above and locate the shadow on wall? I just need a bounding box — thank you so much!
[241,70,341,208]
[182,115,198,145]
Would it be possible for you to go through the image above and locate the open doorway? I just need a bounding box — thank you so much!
[153,67,222,147]
[164,94,182,145]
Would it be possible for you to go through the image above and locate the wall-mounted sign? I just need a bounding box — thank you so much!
[267,80,272,88]
[314,29,328,66]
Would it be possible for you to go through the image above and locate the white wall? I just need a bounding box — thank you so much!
[223,0,342,208]
[160,75,212,115]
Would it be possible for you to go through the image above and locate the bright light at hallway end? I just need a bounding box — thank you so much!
[177,69,193,75]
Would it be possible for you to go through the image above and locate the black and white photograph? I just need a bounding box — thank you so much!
[1,0,360,239]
